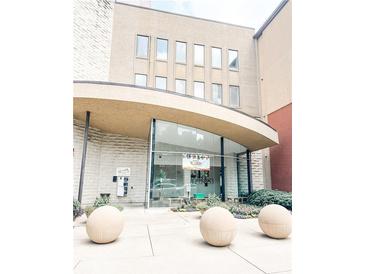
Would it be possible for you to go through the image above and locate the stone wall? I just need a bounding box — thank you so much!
[252,150,265,190]
[73,119,149,206]
[73,0,114,80]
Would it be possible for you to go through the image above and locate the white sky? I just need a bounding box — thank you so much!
[149,0,283,30]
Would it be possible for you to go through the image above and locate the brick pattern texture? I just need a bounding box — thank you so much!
[74,0,114,81]
[74,119,148,206]
[268,103,292,192]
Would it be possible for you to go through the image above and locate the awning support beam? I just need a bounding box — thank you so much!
[78,111,90,203]
[220,137,225,201]
[246,150,253,194]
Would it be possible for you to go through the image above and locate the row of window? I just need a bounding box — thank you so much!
[134,74,240,107]
[136,35,239,70]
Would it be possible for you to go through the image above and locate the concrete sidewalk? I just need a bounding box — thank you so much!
[74,207,291,274]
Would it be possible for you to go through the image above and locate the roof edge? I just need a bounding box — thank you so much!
[253,0,289,39]
[114,1,255,31]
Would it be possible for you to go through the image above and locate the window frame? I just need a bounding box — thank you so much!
[228,49,239,71]
[211,83,223,105]
[175,78,186,94]
[175,41,187,64]
[193,44,205,67]
[156,37,168,61]
[136,35,149,59]
[211,47,222,69]
[135,73,148,87]
[193,81,205,99]
[229,85,240,107]
[155,76,167,90]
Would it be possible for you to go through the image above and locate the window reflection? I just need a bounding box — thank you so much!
[212,84,222,104]
[228,49,239,70]
[229,86,240,107]
[151,120,249,207]
[156,38,168,60]
[176,41,187,63]
[194,44,204,66]
[211,47,222,68]
[136,35,149,58]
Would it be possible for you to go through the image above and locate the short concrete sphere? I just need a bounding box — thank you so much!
[258,204,292,239]
[86,205,125,244]
[200,206,237,246]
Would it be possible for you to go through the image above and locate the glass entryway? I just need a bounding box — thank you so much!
[148,119,251,207]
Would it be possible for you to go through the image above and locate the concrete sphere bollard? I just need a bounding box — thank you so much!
[200,206,237,246]
[258,204,292,239]
[86,205,125,244]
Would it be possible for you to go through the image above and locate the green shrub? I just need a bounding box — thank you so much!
[93,196,110,208]
[73,199,84,220]
[85,197,123,217]
[228,203,262,219]
[206,193,221,207]
[247,189,292,210]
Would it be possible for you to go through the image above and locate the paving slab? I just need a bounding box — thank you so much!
[74,207,291,274]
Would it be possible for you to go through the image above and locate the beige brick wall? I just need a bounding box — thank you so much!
[73,119,148,206]
[252,150,265,190]
[74,0,114,81]
[109,3,260,116]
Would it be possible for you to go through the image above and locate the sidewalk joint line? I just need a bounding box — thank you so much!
[228,246,267,274]
[146,225,155,256]
[73,259,81,270]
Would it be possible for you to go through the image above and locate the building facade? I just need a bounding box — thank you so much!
[255,0,292,192]
[73,0,283,207]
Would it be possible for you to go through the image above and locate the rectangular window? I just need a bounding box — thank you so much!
[176,41,187,63]
[229,86,240,107]
[175,79,186,94]
[155,76,167,90]
[211,47,221,68]
[156,38,168,60]
[194,44,204,66]
[136,35,149,58]
[194,81,205,99]
[135,74,147,87]
[212,84,222,104]
[228,49,239,70]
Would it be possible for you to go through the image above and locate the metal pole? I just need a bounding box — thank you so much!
[78,111,90,203]
[246,150,253,194]
[146,119,155,208]
[149,119,156,203]
[220,137,225,201]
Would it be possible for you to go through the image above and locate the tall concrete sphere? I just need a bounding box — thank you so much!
[258,204,292,239]
[86,205,125,244]
[200,206,237,246]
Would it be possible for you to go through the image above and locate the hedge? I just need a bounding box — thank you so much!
[247,189,292,210]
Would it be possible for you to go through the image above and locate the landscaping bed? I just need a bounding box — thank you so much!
[73,196,124,221]
[171,189,292,219]
[170,194,262,219]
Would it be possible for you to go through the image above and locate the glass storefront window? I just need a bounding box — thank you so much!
[150,120,249,207]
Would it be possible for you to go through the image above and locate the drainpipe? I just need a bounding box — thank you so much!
[220,137,225,201]
[78,111,90,203]
[246,150,253,194]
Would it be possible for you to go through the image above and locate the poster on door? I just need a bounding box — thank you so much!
[182,153,210,171]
